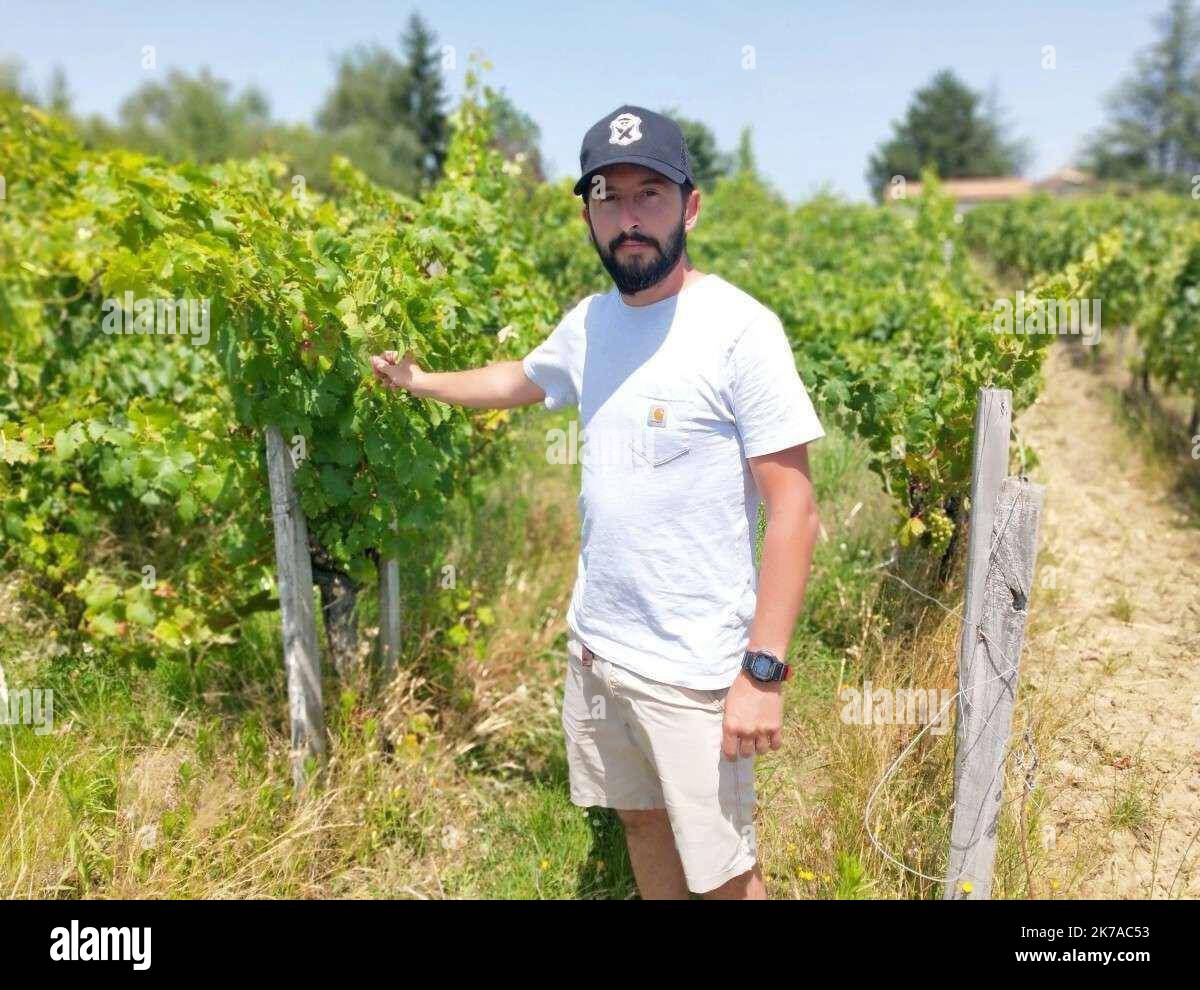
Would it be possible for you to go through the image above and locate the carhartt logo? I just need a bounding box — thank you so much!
[50,920,152,970]
[647,404,667,427]
[609,112,643,146]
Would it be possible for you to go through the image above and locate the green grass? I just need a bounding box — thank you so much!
[1110,593,1135,624]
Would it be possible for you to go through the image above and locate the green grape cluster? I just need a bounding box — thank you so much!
[926,507,955,556]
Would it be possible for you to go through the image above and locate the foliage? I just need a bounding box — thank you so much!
[661,108,734,188]
[1082,0,1200,189]
[965,190,1199,425]
[0,61,559,660]
[866,69,1031,201]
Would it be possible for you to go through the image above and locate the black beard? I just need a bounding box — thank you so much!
[590,213,687,294]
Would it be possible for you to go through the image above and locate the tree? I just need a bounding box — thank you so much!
[486,88,546,182]
[0,59,69,110]
[866,69,1030,201]
[315,13,447,192]
[317,44,407,135]
[106,68,271,163]
[316,44,423,192]
[46,67,70,116]
[260,120,422,194]
[1082,0,1200,187]
[0,61,276,168]
[734,125,757,176]
[660,108,733,188]
[399,13,449,186]
[0,58,36,102]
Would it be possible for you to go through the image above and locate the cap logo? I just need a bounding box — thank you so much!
[608,112,643,146]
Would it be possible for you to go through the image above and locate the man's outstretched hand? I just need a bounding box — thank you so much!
[370,350,423,392]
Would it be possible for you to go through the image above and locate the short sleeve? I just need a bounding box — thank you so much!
[726,310,825,458]
[521,304,581,411]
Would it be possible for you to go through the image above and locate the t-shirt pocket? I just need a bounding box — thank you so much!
[629,387,694,468]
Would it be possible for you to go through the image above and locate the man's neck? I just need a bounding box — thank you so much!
[618,260,707,307]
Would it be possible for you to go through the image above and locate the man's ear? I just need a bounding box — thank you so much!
[684,189,701,233]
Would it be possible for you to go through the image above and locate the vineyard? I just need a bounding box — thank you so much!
[2,72,1198,898]
[1,68,573,671]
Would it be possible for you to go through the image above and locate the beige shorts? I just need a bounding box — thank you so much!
[561,630,757,894]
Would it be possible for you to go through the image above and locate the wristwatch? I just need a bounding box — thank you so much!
[741,648,791,683]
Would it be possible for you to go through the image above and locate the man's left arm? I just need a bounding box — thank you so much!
[721,442,820,760]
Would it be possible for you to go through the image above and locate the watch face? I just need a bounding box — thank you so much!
[752,656,773,679]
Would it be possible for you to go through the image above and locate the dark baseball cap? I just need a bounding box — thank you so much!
[573,104,695,197]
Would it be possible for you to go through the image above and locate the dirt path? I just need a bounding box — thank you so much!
[1016,342,1200,898]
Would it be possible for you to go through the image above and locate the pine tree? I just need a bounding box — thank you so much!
[399,13,449,186]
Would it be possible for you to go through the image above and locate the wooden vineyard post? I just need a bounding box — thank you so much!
[943,389,1045,900]
[379,515,401,679]
[265,426,326,794]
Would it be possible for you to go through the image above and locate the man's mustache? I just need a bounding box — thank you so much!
[609,233,659,253]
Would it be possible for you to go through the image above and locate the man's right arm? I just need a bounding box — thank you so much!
[370,350,547,409]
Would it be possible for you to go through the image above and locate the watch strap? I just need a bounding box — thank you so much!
[742,649,790,682]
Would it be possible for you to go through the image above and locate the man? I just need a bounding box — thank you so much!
[370,105,823,900]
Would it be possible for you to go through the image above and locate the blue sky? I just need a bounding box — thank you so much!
[2,0,1167,200]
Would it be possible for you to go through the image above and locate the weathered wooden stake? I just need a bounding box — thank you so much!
[943,389,1046,899]
[378,516,401,678]
[265,425,326,793]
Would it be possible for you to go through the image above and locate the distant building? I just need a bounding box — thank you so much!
[1032,167,1099,197]
[883,169,1097,212]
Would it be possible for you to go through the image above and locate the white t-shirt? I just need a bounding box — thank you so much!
[521,272,825,689]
